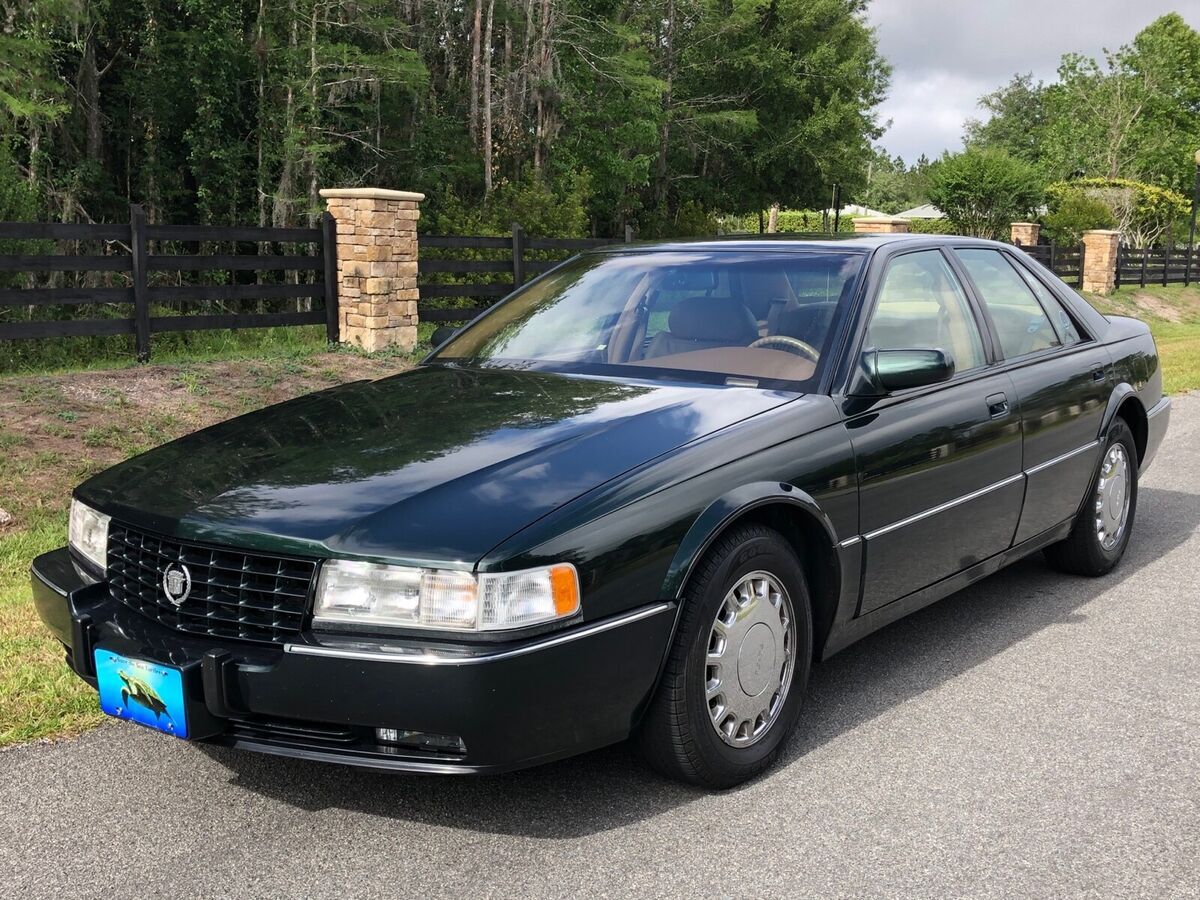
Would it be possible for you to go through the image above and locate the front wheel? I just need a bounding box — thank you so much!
[1044,418,1138,577]
[637,523,812,788]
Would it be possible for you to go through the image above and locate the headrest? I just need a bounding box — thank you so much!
[740,268,796,319]
[668,296,759,343]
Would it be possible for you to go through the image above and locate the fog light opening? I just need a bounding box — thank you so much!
[375,727,466,756]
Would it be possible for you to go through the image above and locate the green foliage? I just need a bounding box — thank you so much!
[906,217,956,235]
[967,15,1200,195]
[715,209,854,235]
[2,0,888,240]
[963,74,1047,166]
[1045,178,1189,248]
[425,174,591,238]
[1041,188,1117,245]
[858,149,933,214]
[927,149,1044,240]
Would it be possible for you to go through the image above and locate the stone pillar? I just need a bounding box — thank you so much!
[1010,222,1040,246]
[1081,229,1120,295]
[319,187,424,351]
[852,216,910,234]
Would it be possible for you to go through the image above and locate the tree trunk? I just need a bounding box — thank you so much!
[653,0,675,207]
[767,203,779,233]
[482,0,495,193]
[469,0,483,146]
[79,30,103,163]
[533,0,553,174]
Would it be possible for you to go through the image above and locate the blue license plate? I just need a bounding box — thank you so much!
[93,649,189,739]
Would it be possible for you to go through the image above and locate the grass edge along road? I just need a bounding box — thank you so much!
[1,285,1199,749]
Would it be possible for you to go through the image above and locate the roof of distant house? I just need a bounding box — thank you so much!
[827,203,889,218]
[895,203,945,219]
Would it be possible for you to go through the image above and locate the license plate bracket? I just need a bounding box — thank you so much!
[94,648,189,739]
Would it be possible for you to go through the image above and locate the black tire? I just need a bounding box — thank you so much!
[1044,418,1138,577]
[637,523,813,789]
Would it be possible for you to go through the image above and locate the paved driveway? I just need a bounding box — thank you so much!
[3,398,1198,899]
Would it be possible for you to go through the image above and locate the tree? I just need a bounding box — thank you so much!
[858,147,931,213]
[962,74,1046,166]
[927,149,1043,240]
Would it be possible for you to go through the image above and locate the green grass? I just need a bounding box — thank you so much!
[1082,283,1200,394]
[0,508,106,746]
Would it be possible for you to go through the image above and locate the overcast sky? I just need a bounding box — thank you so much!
[866,0,1200,164]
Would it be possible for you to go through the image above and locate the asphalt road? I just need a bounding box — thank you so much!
[3,398,1199,899]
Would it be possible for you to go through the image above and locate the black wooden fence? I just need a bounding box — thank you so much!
[1014,241,1085,287]
[417,223,633,322]
[1116,245,1198,288]
[0,205,338,360]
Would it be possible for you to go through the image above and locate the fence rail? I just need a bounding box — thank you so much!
[1014,241,1085,287]
[1116,245,1197,288]
[416,224,630,323]
[0,205,338,359]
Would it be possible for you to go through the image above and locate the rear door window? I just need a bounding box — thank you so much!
[956,248,1060,358]
[1009,259,1085,344]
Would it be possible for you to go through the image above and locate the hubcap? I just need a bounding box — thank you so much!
[704,571,797,748]
[1095,444,1131,550]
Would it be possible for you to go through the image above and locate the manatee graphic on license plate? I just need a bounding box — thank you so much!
[93,649,188,739]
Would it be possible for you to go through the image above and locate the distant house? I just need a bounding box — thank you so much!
[895,203,945,219]
[829,203,889,219]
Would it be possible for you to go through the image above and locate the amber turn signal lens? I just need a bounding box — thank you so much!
[549,564,581,616]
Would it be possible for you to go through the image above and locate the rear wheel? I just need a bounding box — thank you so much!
[637,524,812,788]
[1044,418,1138,576]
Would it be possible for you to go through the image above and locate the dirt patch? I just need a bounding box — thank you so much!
[1131,291,1185,323]
[0,352,410,523]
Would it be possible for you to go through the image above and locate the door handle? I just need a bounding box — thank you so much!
[986,392,1009,418]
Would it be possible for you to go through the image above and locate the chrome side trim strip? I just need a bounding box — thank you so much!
[863,473,1026,542]
[284,602,674,666]
[838,536,861,549]
[1025,440,1101,477]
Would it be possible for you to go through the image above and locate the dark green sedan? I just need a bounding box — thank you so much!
[32,236,1169,788]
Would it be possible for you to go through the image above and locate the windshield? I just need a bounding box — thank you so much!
[431,250,866,389]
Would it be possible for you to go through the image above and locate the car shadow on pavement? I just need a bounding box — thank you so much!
[200,485,1198,839]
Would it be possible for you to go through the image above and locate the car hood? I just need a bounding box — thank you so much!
[78,366,796,563]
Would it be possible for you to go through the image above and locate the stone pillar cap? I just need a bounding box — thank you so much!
[1011,221,1039,226]
[319,187,426,202]
[852,216,910,223]
[1082,229,1120,235]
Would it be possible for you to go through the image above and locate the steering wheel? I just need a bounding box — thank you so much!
[748,335,820,363]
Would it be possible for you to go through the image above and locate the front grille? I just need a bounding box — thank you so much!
[107,524,318,644]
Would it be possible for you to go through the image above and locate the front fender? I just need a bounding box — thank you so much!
[661,481,840,600]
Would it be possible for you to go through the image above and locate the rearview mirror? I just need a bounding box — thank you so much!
[856,348,955,394]
[430,325,461,348]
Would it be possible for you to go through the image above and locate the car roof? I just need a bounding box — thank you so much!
[590,234,1006,254]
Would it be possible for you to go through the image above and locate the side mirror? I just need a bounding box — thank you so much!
[430,325,461,349]
[854,348,955,395]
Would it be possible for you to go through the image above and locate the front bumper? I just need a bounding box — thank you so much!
[31,547,675,774]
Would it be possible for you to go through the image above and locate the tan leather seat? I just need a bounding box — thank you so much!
[644,296,759,359]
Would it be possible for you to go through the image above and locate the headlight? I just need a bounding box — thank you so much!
[68,499,110,571]
[312,560,580,632]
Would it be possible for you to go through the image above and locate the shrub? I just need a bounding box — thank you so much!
[926,148,1044,240]
[1044,178,1189,248]
[1041,188,1117,245]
